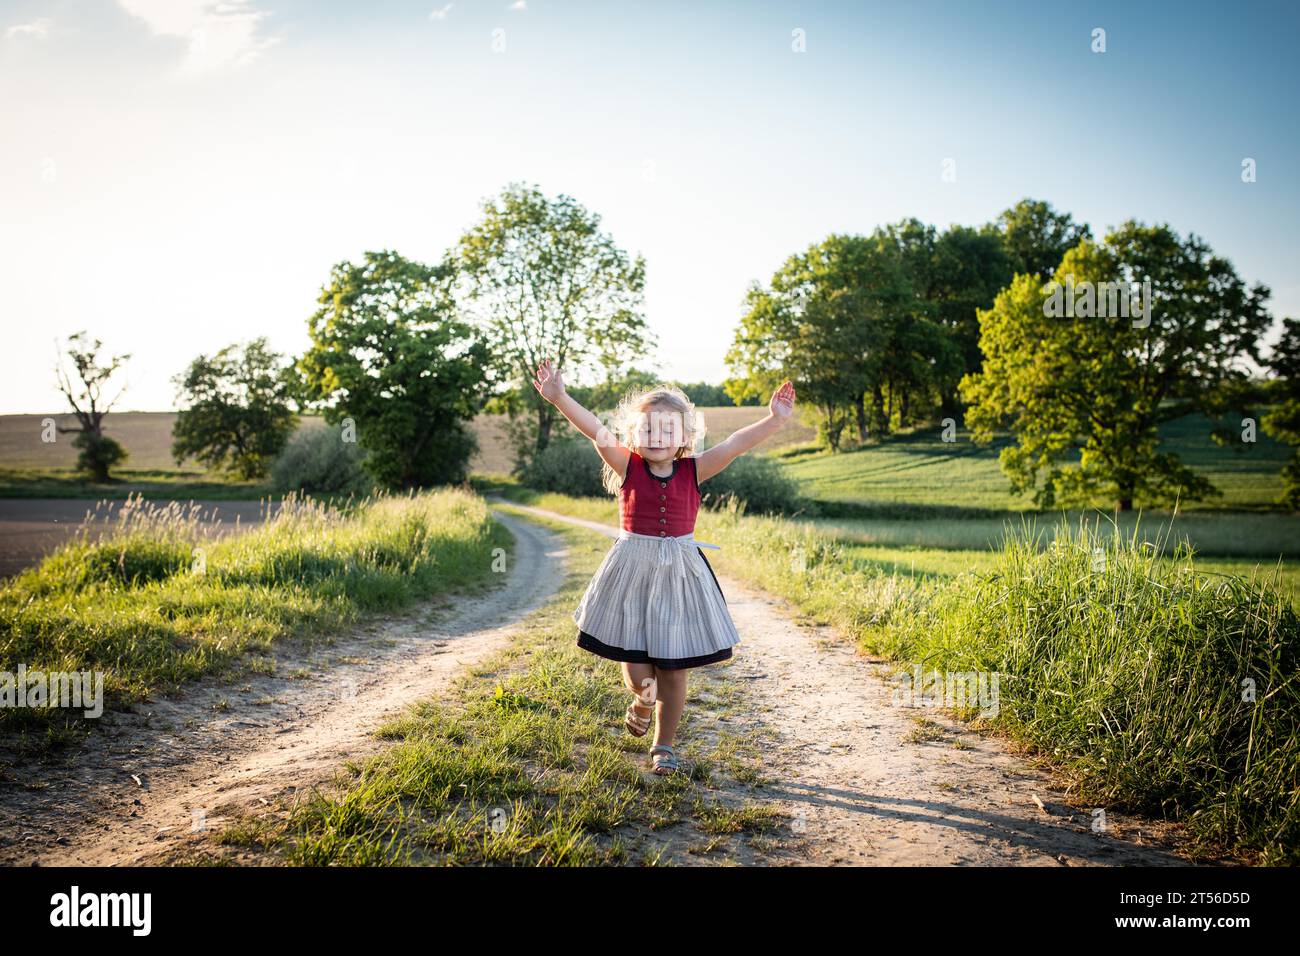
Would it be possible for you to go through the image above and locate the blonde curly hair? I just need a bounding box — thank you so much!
[600,384,707,495]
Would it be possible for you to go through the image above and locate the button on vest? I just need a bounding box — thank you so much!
[619,451,701,537]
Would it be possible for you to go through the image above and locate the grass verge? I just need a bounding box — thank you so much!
[0,489,510,751]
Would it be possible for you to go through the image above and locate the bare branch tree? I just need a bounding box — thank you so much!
[54,331,131,480]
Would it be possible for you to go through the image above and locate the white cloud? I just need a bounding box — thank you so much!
[116,0,278,73]
[5,18,53,39]
[509,1,527,10]
[429,4,454,20]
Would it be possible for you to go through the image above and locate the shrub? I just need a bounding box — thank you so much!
[521,435,607,497]
[271,423,374,496]
[73,432,127,482]
[698,452,805,516]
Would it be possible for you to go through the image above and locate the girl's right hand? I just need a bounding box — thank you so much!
[531,359,566,404]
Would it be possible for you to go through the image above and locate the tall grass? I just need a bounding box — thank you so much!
[702,505,1299,863]
[878,520,1299,863]
[0,490,511,747]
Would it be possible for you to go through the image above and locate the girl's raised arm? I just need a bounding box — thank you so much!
[696,380,795,483]
[531,359,631,477]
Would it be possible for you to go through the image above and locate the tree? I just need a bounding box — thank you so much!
[873,219,1011,419]
[171,338,298,480]
[298,251,491,489]
[877,305,962,431]
[454,183,648,468]
[727,234,917,450]
[928,224,1015,407]
[961,223,1270,511]
[803,287,883,449]
[721,376,766,407]
[1262,317,1300,509]
[672,381,736,407]
[54,331,130,481]
[996,199,1092,282]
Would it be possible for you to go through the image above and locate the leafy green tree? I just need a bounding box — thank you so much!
[996,198,1092,281]
[875,219,941,426]
[298,251,490,489]
[721,377,764,406]
[728,234,916,449]
[929,225,1015,405]
[171,338,298,480]
[454,183,648,467]
[1263,317,1300,509]
[877,305,963,430]
[875,219,1011,418]
[54,331,130,482]
[962,223,1269,511]
[804,287,883,449]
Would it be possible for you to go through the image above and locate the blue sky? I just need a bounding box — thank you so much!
[1,0,1296,412]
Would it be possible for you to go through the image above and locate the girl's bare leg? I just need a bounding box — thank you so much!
[651,666,687,747]
[621,662,657,722]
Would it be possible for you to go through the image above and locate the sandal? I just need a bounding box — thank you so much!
[624,699,653,737]
[649,744,680,775]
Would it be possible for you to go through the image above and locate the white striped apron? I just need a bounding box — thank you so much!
[572,529,740,663]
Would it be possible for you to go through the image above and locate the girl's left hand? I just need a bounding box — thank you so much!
[769,380,795,420]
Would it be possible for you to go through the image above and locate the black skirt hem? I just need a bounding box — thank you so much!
[576,629,734,670]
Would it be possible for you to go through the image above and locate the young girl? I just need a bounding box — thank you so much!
[531,360,796,775]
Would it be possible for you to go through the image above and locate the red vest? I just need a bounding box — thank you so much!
[620,451,700,537]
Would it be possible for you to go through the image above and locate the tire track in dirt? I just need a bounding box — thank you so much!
[0,513,565,866]
[500,502,1218,866]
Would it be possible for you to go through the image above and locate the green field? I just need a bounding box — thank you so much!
[4,406,1295,567]
[10,406,1281,515]
[804,509,1300,561]
[483,479,1300,603]
[779,412,1291,514]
